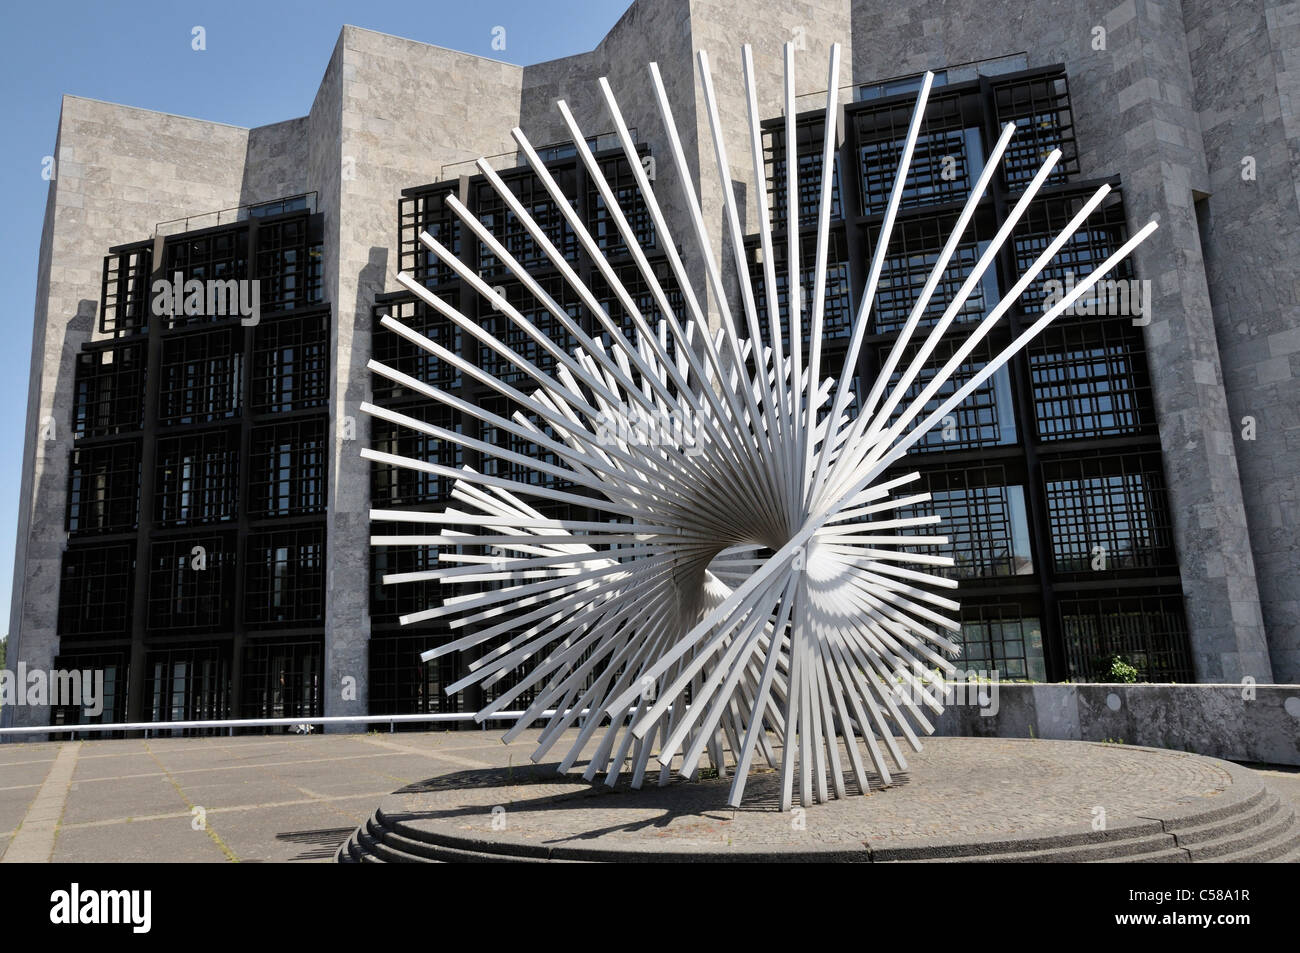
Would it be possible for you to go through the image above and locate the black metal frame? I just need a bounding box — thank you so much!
[752,64,1189,682]
[56,203,331,728]
[374,142,675,718]
[363,66,1193,715]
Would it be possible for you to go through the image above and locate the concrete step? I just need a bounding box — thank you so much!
[1272,840,1300,863]
[1213,808,1300,863]
[375,805,556,861]
[910,786,1292,863]
[919,830,1178,863]
[1178,797,1289,861]
[338,782,1300,864]
[1166,791,1278,847]
[375,824,541,863]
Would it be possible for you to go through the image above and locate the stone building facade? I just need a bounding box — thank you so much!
[6,0,1296,730]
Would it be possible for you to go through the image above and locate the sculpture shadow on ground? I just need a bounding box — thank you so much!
[274,826,361,862]
[385,761,910,842]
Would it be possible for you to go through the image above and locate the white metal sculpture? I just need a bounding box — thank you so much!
[362,43,1156,809]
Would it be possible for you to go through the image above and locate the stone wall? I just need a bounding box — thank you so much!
[322,27,526,720]
[848,0,1275,682]
[4,99,253,728]
[935,682,1300,766]
[1183,0,1300,681]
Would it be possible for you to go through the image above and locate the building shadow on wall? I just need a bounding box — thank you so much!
[2,298,96,730]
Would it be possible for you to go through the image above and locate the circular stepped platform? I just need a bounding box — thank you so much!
[338,737,1300,863]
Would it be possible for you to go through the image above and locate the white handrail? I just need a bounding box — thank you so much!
[0,709,589,738]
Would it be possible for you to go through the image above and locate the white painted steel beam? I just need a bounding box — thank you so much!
[366,43,1158,808]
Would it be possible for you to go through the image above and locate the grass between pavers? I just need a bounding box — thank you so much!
[143,741,239,863]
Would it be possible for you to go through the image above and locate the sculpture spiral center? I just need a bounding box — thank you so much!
[362,41,1156,809]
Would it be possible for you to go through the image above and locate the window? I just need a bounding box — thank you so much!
[251,312,329,413]
[856,92,985,214]
[51,649,129,728]
[154,429,240,526]
[241,637,322,721]
[72,344,146,438]
[479,395,577,498]
[590,259,687,355]
[478,278,581,385]
[369,631,463,720]
[370,544,444,622]
[400,186,461,289]
[144,644,231,730]
[588,153,655,256]
[147,535,236,632]
[249,194,311,218]
[993,72,1078,190]
[248,420,327,518]
[371,298,461,400]
[1014,192,1132,319]
[880,335,1018,453]
[893,466,1034,579]
[67,442,140,534]
[1043,453,1176,576]
[255,216,323,311]
[958,603,1046,681]
[855,70,948,102]
[765,120,842,229]
[1060,593,1192,682]
[244,528,325,627]
[870,213,999,335]
[752,231,852,359]
[1030,320,1155,441]
[476,168,578,278]
[370,403,462,507]
[100,247,152,337]
[162,230,248,329]
[158,328,243,426]
[58,544,133,637]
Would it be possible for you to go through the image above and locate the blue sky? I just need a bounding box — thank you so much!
[0,0,635,636]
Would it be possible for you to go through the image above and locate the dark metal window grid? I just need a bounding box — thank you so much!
[146,534,237,633]
[240,637,323,721]
[157,327,244,426]
[1060,591,1192,682]
[369,631,464,722]
[58,205,333,727]
[67,441,141,534]
[893,464,1035,581]
[73,344,147,439]
[248,420,327,518]
[251,310,331,414]
[1029,318,1156,441]
[100,246,152,337]
[1042,451,1177,578]
[756,65,1191,681]
[244,527,326,628]
[162,230,249,330]
[143,643,231,732]
[153,427,240,526]
[58,543,134,637]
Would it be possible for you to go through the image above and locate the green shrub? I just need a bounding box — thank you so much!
[1106,655,1140,683]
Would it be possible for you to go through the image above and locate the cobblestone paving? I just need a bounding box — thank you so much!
[383,735,1238,853]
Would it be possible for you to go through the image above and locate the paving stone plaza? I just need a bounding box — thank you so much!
[340,736,1300,862]
[0,730,1295,863]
